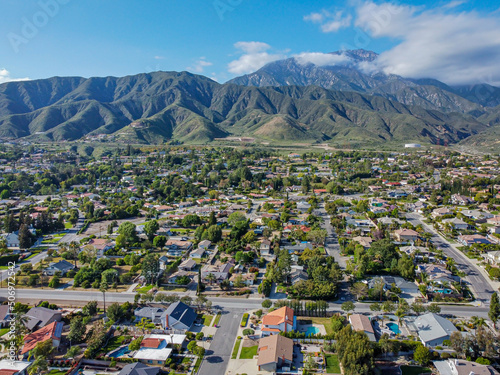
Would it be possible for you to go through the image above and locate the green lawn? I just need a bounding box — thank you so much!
[193,357,202,373]
[231,338,242,359]
[401,366,432,375]
[325,354,341,374]
[212,312,222,327]
[64,222,73,229]
[0,328,9,336]
[136,285,153,293]
[239,345,258,359]
[48,371,67,375]
[202,314,213,326]
[100,335,126,354]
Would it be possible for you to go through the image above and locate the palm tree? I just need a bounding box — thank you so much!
[28,356,48,375]
[206,273,216,285]
[469,316,486,334]
[69,241,80,269]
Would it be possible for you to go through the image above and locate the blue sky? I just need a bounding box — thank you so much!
[1,0,500,85]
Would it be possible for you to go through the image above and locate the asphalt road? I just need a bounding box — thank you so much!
[318,204,346,268]
[198,309,244,375]
[406,212,495,303]
[0,289,488,318]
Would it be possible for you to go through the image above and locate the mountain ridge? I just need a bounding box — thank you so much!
[0,69,496,147]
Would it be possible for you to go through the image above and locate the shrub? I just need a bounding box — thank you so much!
[241,313,249,327]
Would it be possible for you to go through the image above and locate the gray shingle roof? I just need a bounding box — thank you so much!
[413,313,457,343]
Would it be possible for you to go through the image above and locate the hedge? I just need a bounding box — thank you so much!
[0,254,19,266]
[241,313,249,327]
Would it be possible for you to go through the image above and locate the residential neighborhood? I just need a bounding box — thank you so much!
[0,146,499,374]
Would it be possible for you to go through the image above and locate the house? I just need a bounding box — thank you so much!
[457,234,491,246]
[201,260,233,283]
[229,272,255,287]
[178,259,197,271]
[417,264,456,284]
[160,302,196,331]
[484,251,500,265]
[410,313,457,347]
[431,207,454,219]
[189,248,205,259]
[159,255,169,271]
[296,201,311,213]
[260,239,272,256]
[0,305,13,328]
[21,321,63,356]
[349,314,376,342]
[369,276,421,300]
[451,194,471,206]
[87,238,114,257]
[132,334,184,366]
[257,334,294,372]
[434,359,500,375]
[168,270,192,284]
[118,362,160,375]
[198,240,211,249]
[165,240,193,256]
[2,232,19,248]
[0,360,32,375]
[24,306,62,331]
[44,260,75,276]
[290,268,308,284]
[261,306,296,336]
[487,216,500,226]
[393,229,419,243]
[352,236,373,249]
[134,307,165,324]
[441,218,468,231]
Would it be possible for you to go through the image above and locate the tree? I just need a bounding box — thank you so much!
[336,325,374,375]
[48,275,60,289]
[307,229,328,246]
[144,220,159,242]
[142,254,159,284]
[129,337,143,351]
[206,225,222,242]
[382,301,396,315]
[68,241,80,268]
[262,299,272,308]
[182,214,202,227]
[341,301,355,314]
[427,304,441,314]
[28,356,48,375]
[117,221,138,247]
[350,282,369,300]
[411,302,427,316]
[194,345,205,357]
[379,333,392,358]
[153,235,167,249]
[65,346,81,359]
[370,303,381,313]
[489,292,500,328]
[228,212,246,227]
[68,316,86,344]
[18,224,34,249]
[100,279,108,314]
[107,303,123,322]
[83,301,98,317]
[414,344,431,366]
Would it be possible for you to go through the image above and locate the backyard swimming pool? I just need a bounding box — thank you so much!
[387,322,400,335]
[108,345,130,358]
[306,326,320,336]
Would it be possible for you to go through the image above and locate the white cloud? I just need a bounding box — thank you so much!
[304,10,352,33]
[354,1,500,85]
[188,57,213,73]
[154,56,165,60]
[228,42,286,75]
[294,52,351,66]
[0,69,29,84]
[442,0,467,10]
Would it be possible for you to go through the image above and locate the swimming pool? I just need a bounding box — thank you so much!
[386,322,400,335]
[108,345,130,358]
[306,326,320,336]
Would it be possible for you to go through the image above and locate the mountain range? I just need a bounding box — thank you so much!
[1,49,499,148]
